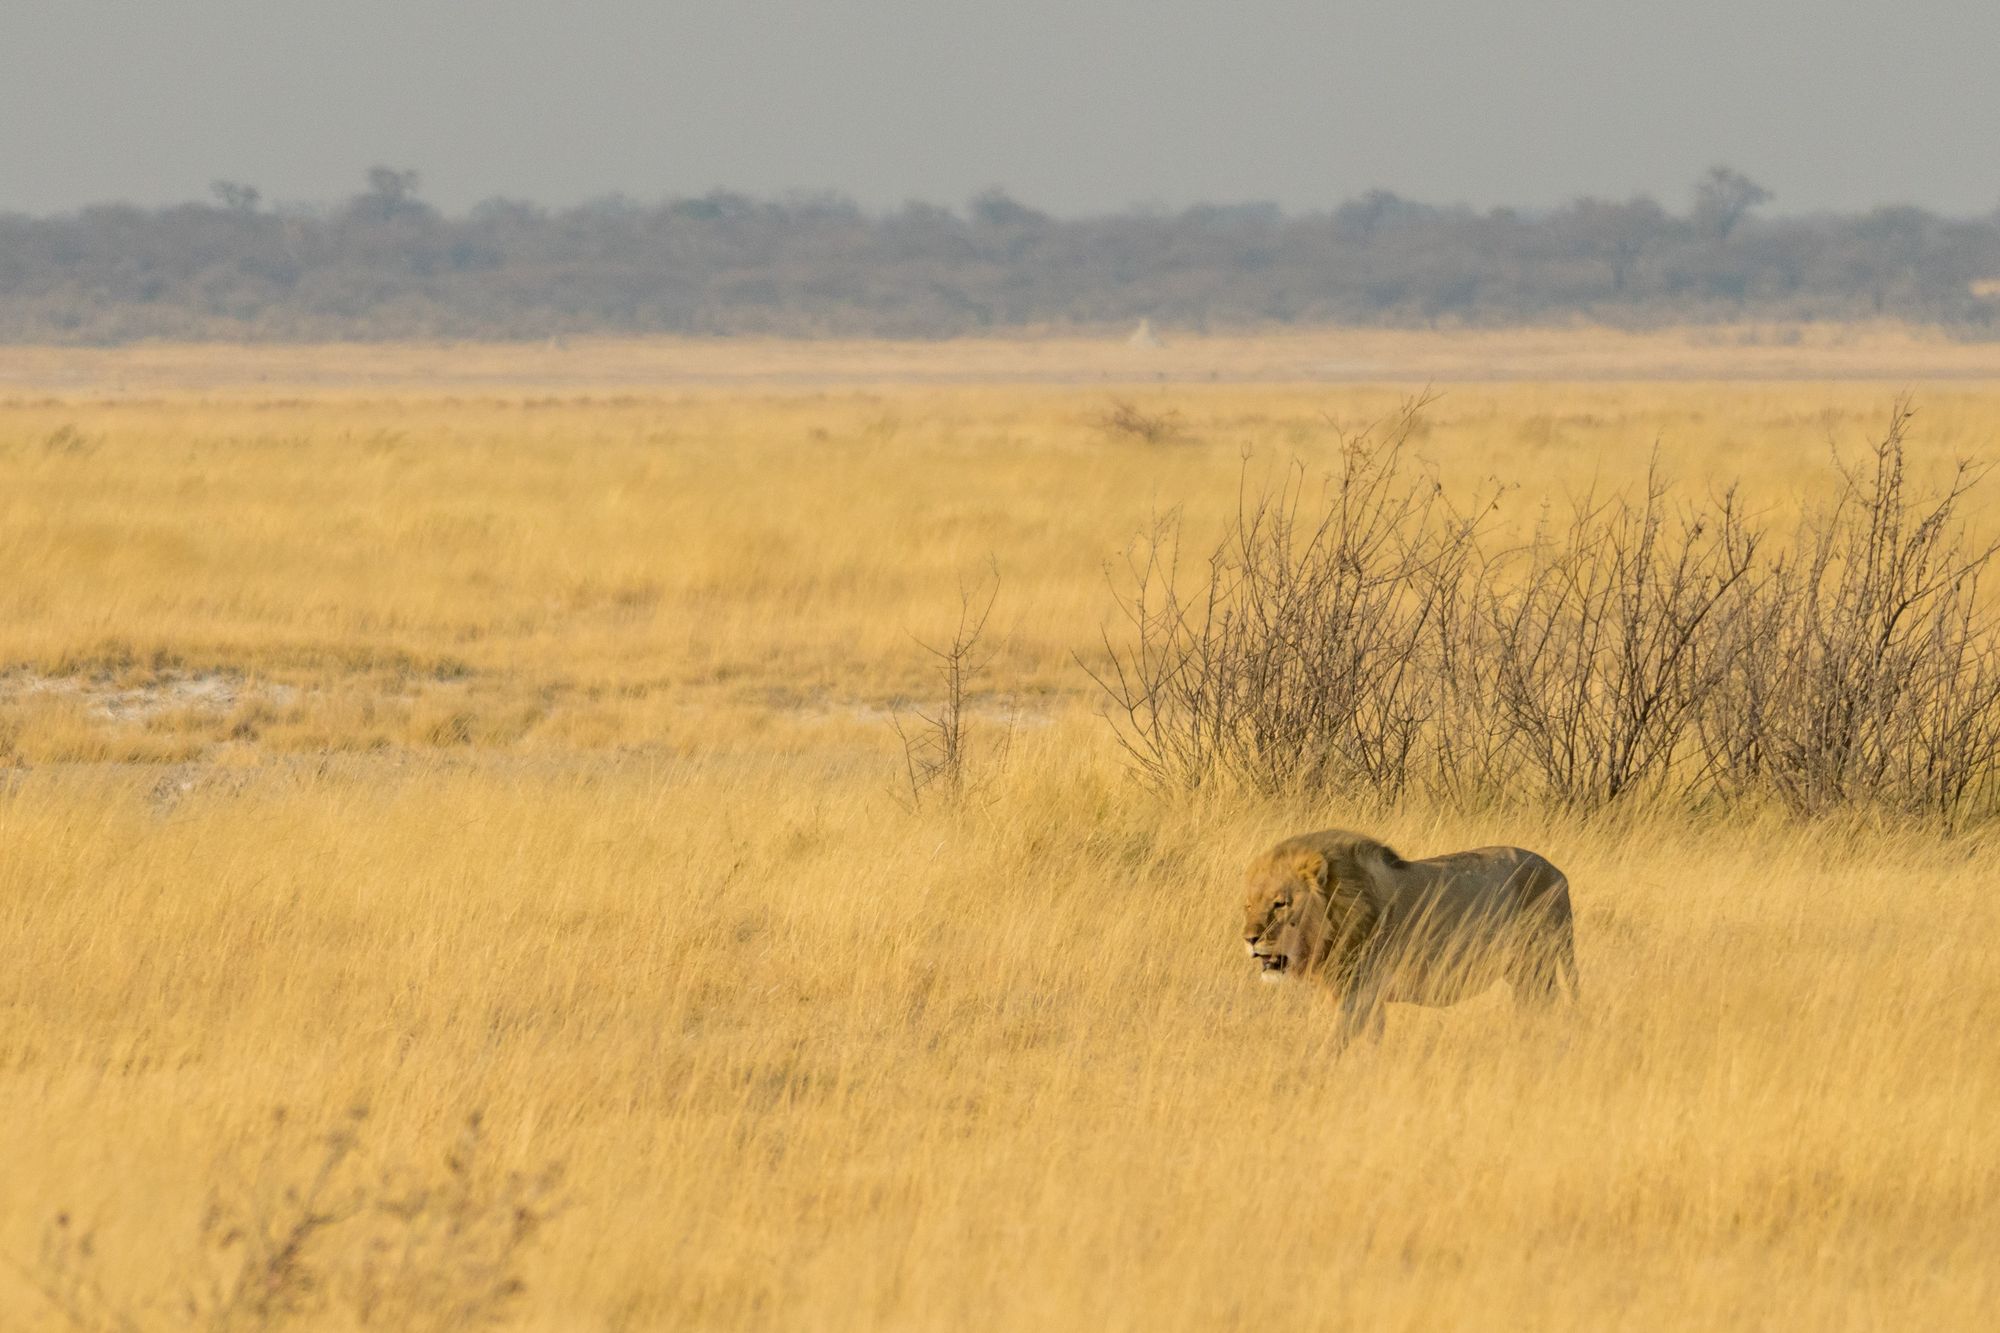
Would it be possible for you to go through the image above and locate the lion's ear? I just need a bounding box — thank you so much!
[1293,850,1329,891]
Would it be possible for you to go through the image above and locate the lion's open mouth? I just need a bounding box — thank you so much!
[1256,954,1289,974]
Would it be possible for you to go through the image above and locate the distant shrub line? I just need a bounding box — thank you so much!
[5,167,2000,340]
[1089,399,2000,826]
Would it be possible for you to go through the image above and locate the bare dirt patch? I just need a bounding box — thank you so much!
[0,670,296,722]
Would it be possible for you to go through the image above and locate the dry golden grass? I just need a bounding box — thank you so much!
[4,338,2000,1329]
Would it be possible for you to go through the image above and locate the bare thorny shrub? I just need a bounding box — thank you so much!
[1090,397,2000,825]
[1483,465,1766,808]
[1089,399,1187,446]
[1087,395,1494,800]
[1710,403,2000,822]
[19,1107,565,1333]
[893,568,1010,810]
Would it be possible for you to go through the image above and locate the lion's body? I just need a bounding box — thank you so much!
[1243,829,1577,1041]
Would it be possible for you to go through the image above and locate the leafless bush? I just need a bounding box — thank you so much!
[1484,462,1766,808]
[18,1107,565,1333]
[17,1213,136,1333]
[1089,399,1187,445]
[1088,398,2000,824]
[1087,397,1493,796]
[893,569,1007,810]
[1722,402,2000,822]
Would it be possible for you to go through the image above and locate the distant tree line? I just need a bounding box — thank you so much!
[4,166,1999,341]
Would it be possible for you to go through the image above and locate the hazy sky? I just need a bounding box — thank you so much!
[5,1,1997,217]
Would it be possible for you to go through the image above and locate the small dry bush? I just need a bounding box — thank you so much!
[891,571,1008,811]
[1483,461,1766,808]
[22,1109,562,1333]
[1094,398,2000,824]
[1089,396,1486,799]
[1088,399,1187,445]
[1720,406,2000,817]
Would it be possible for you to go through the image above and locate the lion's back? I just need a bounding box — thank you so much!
[1389,845,1570,927]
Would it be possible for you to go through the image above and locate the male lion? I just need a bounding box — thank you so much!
[1242,829,1577,1043]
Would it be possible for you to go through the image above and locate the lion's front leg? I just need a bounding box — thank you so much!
[1330,966,1389,1047]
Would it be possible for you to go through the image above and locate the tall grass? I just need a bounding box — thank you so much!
[4,746,1998,1329]
[3,363,2000,1328]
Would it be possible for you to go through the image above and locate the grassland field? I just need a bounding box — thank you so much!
[3,330,1999,1330]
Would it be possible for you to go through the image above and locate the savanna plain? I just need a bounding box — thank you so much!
[4,332,2000,1330]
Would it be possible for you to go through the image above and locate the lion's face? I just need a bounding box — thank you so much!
[1242,851,1330,983]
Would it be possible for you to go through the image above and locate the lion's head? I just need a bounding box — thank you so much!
[1241,833,1386,984]
[1242,845,1333,982]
